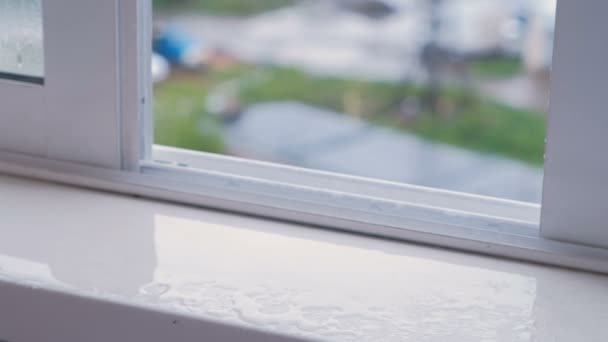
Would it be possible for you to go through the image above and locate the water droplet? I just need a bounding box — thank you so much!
[140,283,171,297]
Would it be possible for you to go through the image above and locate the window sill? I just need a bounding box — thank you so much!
[1,174,608,341]
[2,147,608,274]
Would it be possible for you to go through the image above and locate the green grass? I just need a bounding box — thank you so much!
[471,57,523,79]
[239,68,415,119]
[238,68,546,165]
[152,0,296,16]
[380,100,546,165]
[154,71,226,154]
[155,66,546,165]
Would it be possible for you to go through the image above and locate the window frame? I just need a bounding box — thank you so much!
[538,0,608,249]
[0,0,125,167]
[1,0,608,274]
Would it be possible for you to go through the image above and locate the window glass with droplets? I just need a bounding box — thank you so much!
[0,0,44,83]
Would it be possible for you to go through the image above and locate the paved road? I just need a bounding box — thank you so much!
[225,102,544,203]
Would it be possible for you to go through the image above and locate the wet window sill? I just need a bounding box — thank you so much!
[1,174,608,341]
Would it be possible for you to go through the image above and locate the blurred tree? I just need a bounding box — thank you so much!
[421,0,444,116]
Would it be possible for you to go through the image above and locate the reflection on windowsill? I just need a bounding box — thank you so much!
[0,174,607,341]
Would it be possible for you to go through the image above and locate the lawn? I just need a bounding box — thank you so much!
[471,57,523,79]
[154,70,227,154]
[154,66,546,165]
[152,0,296,16]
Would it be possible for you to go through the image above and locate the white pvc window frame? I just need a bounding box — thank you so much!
[0,0,125,166]
[1,0,608,276]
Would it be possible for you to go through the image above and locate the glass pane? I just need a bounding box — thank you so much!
[153,0,556,203]
[0,0,44,82]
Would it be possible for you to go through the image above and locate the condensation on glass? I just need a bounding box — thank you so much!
[0,0,44,83]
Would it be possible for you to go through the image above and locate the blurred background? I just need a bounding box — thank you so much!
[152,0,556,203]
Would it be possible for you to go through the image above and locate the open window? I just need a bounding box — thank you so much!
[151,0,553,204]
[1,0,608,274]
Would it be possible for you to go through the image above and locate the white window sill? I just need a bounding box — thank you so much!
[1,174,608,341]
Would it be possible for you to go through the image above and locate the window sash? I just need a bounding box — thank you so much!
[539,0,608,248]
[0,0,125,168]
